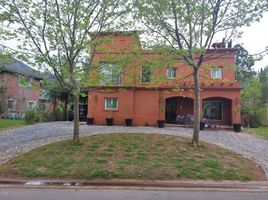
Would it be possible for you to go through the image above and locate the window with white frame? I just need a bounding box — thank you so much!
[28,101,36,109]
[18,76,33,87]
[104,97,118,110]
[7,99,16,110]
[141,63,152,83]
[99,63,122,86]
[211,66,222,79]
[39,90,49,100]
[166,67,176,79]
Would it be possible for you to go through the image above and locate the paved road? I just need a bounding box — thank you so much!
[1,121,268,178]
[1,188,268,200]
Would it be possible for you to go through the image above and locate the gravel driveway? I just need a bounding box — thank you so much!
[1,121,268,179]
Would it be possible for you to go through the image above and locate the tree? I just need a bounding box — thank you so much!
[259,66,268,105]
[234,44,255,84]
[241,78,263,127]
[134,0,268,145]
[1,0,129,142]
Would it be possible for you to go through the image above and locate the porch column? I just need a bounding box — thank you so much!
[159,91,165,120]
[232,97,241,124]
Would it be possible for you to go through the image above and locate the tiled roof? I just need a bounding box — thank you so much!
[0,58,42,79]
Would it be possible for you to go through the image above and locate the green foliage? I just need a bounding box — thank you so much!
[0,134,263,181]
[241,78,263,127]
[53,104,65,121]
[245,126,268,139]
[259,66,268,105]
[241,66,268,127]
[234,44,256,84]
[0,0,130,142]
[24,109,37,125]
[0,119,25,130]
[133,0,267,144]
[24,105,64,125]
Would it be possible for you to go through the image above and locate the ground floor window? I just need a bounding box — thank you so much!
[39,102,46,110]
[203,101,223,120]
[28,101,36,110]
[105,97,118,110]
[7,99,16,110]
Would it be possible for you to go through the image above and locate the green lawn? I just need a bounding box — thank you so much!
[245,127,268,139]
[0,119,25,131]
[0,133,265,181]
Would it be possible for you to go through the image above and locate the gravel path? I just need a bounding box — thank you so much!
[1,121,268,179]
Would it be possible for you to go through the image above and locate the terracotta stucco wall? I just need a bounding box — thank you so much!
[87,33,241,126]
[88,89,240,126]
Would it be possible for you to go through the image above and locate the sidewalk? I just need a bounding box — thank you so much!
[1,178,268,192]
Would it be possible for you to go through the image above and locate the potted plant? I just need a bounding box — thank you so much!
[157,119,165,128]
[200,120,205,130]
[125,118,132,126]
[106,110,113,126]
[200,111,205,130]
[86,117,94,125]
[233,123,241,132]
[124,106,133,126]
[233,105,241,132]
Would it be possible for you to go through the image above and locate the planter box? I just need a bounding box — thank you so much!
[106,118,113,126]
[86,117,94,125]
[157,120,165,128]
[125,118,133,127]
[233,123,241,132]
[200,122,205,130]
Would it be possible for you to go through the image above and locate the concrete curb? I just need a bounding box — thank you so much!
[1,178,268,191]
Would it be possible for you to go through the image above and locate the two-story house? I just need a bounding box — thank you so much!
[87,32,241,128]
[0,58,51,117]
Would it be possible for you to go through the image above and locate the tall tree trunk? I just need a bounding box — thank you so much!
[73,93,80,143]
[192,68,200,146]
[52,96,57,121]
[63,92,68,121]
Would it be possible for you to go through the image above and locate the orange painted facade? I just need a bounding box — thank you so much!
[87,32,241,127]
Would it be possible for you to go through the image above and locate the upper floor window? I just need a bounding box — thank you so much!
[211,66,222,79]
[7,99,16,110]
[141,63,152,83]
[104,97,118,110]
[18,76,33,87]
[99,63,122,86]
[166,67,176,79]
[39,90,49,100]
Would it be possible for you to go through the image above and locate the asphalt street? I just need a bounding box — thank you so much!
[0,188,268,200]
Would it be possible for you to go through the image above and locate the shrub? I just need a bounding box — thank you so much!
[24,109,37,125]
[54,104,65,121]
[24,104,66,125]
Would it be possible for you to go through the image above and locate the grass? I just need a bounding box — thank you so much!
[244,126,268,139]
[0,133,265,181]
[0,119,25,131]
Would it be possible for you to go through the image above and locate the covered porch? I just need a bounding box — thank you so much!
[165,96,233,127]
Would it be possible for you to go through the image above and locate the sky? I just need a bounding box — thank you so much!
[236,13,268,71]
[1,10,268,72]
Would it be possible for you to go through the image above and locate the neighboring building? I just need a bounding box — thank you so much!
[87,32,241,127]
[0,58,51,117]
